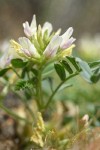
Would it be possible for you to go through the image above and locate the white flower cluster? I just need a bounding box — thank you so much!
[0,15,75,68]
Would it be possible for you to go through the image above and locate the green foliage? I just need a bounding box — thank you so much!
[91,67,100,83]
[62,60,73,74]
[31,68,38,76]
[0,68,10,77]
[54,56,100,84]
[54,63,66,81]
[11,58,27,68]
[67,56,80,71]
[15,80,33,91]
[89,60,100,68]
[76,57,92,82]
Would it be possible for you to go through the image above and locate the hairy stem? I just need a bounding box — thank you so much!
[36,67,43,110]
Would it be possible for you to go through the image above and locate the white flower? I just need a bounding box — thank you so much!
[11,15,76,62]
[19,37,40,58]
[23,15,37,37]
[43,27,75,59]
[43,35,62,58]
[23,15,53,39]
[60,27,76,50]
[10,37,40,59]
[0,45,14,69]
[42,22,53,36]
[0,53,12,69]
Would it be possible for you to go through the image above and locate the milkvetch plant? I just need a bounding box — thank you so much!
[0,14,100,123]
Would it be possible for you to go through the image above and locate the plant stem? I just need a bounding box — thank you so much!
[36,67,43,110]
[39,70,43,105]
[44,72,79,109]
[0,103,32,125]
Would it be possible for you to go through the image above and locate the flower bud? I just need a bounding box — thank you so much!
[23,15,37,37]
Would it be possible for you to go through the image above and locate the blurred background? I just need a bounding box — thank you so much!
[0,0,100,125]
[0,0,100,39]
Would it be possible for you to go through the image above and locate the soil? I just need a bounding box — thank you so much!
[0,110,20,150]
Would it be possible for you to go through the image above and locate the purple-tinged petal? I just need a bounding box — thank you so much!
[0,52,12,69]
[43,35,62,58]
[19,37,40,58]
[60,27,74,48]
[23,22,33,37]
[62,37,76,49]
[23,15,37,37]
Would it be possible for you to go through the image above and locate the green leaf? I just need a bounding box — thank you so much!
[91,67,100,83]
[11,59,27,68]
[54,63,66,81]
[76,58,92,82]
[0,68,10,77]
[67,56,80,71]
[91,74,100,83]
[89,60,100,68]
[62,60,73,74]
